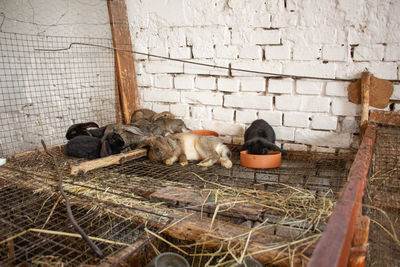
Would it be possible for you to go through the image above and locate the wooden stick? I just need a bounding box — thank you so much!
[360,72,371,141]
[70,149,147,176]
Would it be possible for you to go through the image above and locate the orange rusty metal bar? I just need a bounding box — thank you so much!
[309,123,376,267]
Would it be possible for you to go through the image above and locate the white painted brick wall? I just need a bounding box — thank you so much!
[236,110,258,123]
[224,95,273,110]
[311,115,338,130]
[268,78,294,94]
[265,45,291,60]
[170,104,189,117]
[283,112,309,128]
[258,111,282,126]
[124,0,400,150]
[212,107,234,122]
[217,78,240,92]
[174,75,195,90]
[196,77,216,90]
[296,80,324,95]
[239,45,263,59]
[143,89,180,103]
[241,77,266,92]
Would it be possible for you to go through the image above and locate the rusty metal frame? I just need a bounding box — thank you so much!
[309,123,376,267]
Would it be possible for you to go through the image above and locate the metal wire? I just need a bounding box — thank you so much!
[0,32,116,157]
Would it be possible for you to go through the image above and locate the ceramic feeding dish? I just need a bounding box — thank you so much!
[190,130,219,136]
[240,150,282,169]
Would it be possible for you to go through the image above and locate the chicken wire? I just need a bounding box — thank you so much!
[0,32,116,157]
[366,125,400,266]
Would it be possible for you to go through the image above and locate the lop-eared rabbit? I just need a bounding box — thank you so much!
[139,133,232,168]
[242,119,287,155]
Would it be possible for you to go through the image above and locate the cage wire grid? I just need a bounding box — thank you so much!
[366,125,400,266]
[0,32,117,157]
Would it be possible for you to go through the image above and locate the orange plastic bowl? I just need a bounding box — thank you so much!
[240,150,282,169]
[190,130,219,137]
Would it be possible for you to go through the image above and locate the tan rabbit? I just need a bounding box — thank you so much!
[139,133,232,169]
[130,109,157,123]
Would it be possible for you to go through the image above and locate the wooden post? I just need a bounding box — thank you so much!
[107,0,139,124]
[360,72,371,141]
[348,215,370,267]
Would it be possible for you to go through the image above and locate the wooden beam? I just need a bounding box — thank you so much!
[308,124,376,267]
[107,0,139,124]
[348,215,370,267]
[360,72,371,141]
[369,110,400,126]
[70,149,147,176]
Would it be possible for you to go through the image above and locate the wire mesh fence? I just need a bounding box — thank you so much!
[366,125,400,266]
[0,32,116,157]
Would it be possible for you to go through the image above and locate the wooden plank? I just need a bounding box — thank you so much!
[360,72,371,141]
[70,149,147,176]
[308,124,376,267]
[369,110,400,126]
[107,0,139,124]
[150,186,264,220]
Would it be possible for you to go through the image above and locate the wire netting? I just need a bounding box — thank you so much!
[0,32,116,157]
[366,125,400,266]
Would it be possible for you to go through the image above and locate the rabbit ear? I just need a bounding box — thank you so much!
[261,140,287,155]
[137,136,156,148]
[122,125,144,136]
[100,141,112,157]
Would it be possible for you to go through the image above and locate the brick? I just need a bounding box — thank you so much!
[283,62,335,79]
[265,45,291,60]
[391,84,400,100]
[191,106,211,119]
[273,126,295,141]
[296,80,324,95]
[268,78,294,94]
[295,129,352,148]
[169,47,191,59]
[212,107,234,122]
[174,75,195,90]
[283,112,309,128]
[152,103,170,113]
[166,27,186,47]
[202,120,245,136]
[146,61,183,73]
[271,12,297,28]
[149,44,168,59]
[143,88,180,103]
[224,95,273,110]
[231,61,282,77]
[192,44,214,59]
[326,81,350,97]
[293,44,321,60]
[232,29,252,45]
[250,29,281,45]
[217,78,240,92]
[331,98,361,116]
[133,44,148,60]
[196,77,216,90]
[137,74,153,87]
[283,143,308,152]
[369,62,398,80]
[341,117,359,133]
[311,115,338,130]
[300,96,331,113]
[216,45,239,59]
[183,119,202,131]
[311,146,336,153]
[181,91,222,105]
[236,110,257,123]
[241,77,266,92]
[275,95,301,111]
[170,104,189,117]
[239,45,263,59]
[258,111,282,126]
[353,45,384,61]
[322,45,348,61]
[154,75,173,88]
[385,44,400,61]
[184,60,229,76]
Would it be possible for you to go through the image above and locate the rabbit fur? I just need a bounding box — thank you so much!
[139,133,232,168]
[66,122,106,140]
[242,119,287,155]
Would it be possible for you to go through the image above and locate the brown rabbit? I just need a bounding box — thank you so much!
[130,109,157,123]
[102,123,145,149]
[139,133,232,168]
[152,118,190,135]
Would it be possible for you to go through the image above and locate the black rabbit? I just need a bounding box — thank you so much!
[66,122,106,140]
[66,133,125,159]
[242,119,287,156]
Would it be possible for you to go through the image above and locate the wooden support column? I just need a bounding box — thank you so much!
[107,0,139,124]
[360,72,371,141]
[348,215,370,267]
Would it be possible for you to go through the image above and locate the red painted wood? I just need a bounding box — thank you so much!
[309,124,376,267]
